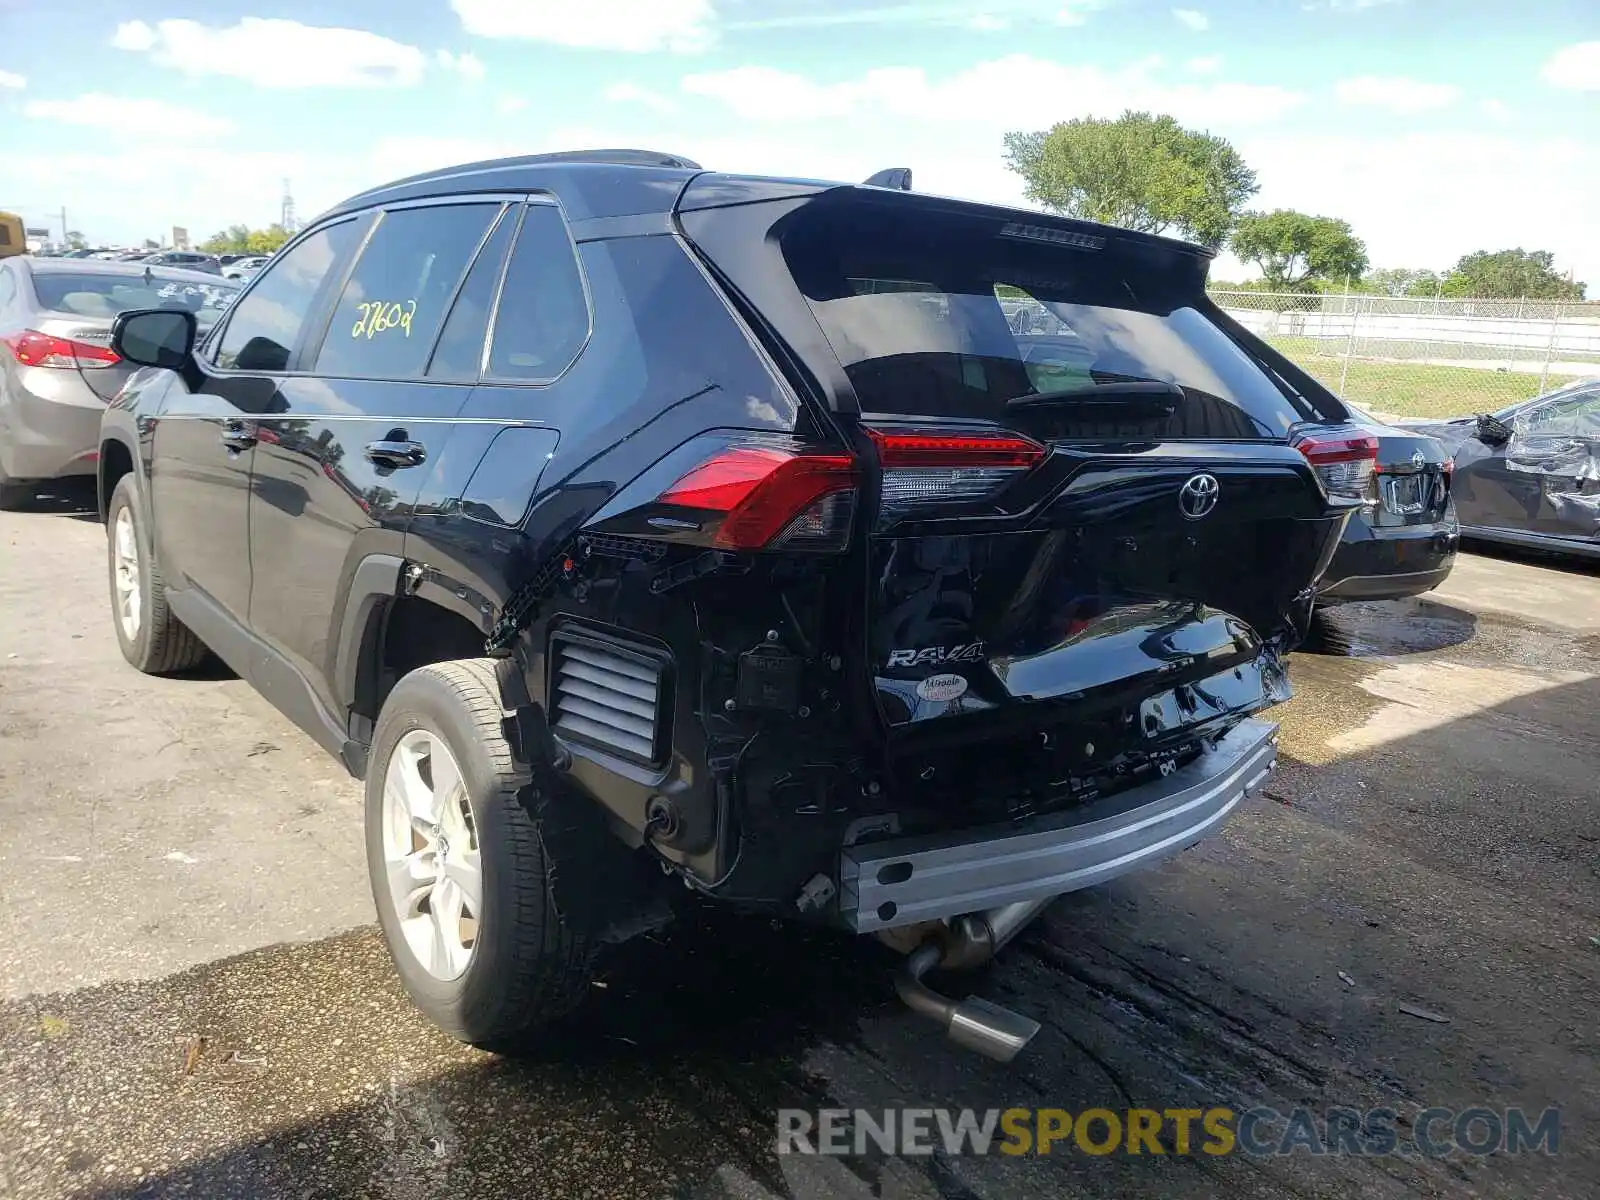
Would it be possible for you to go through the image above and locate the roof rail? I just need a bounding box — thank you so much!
[516,149,704,170]
[863,167,913,191]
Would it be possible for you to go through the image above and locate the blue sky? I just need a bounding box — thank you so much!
[1,1,1596,286]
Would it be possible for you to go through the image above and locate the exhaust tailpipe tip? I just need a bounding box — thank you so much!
[894,941,1042,1064]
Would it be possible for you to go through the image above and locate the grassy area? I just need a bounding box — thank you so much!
[1261,338,1585,419]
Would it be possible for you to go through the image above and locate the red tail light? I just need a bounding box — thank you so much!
[866,426,1046,522]
[657,443,857,551]
[1291,429,1378,503]
[1,329,121,369]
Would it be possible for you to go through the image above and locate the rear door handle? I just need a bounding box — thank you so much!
[364,439,427,469]
[219,421,257,451]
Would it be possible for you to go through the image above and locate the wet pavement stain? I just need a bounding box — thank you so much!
[0,913,899,1200]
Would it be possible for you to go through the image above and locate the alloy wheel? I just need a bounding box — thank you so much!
[380,729,483,981]
[112,507,142,642]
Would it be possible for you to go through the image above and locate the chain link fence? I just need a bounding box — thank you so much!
[1209,290,1600,420]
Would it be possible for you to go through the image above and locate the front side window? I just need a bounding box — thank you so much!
[314,203,501,379]
[1523,388,1600,437]
[214,221,359,372]
[485,203,590,382]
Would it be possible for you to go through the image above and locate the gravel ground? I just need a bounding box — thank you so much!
[1,482,1597,1200]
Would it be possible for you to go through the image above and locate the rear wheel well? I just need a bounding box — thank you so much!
[353,597,489,735]
[98,440,134,522]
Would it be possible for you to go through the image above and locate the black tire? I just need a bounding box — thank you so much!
[365,659,598,1048]
[0,465,32,510]
[1304,605,1355,656]
[106,475,209,673]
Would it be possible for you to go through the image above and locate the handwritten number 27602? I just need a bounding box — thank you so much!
[352,300,416,339]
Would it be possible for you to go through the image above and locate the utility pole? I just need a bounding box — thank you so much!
[58,206,68,243]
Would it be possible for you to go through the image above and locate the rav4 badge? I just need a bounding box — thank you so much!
[886,642,986,668]
[916,674,969,703]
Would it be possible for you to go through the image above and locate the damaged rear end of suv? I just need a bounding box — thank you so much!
[501,176,1365,1059]
[102,154,1367,1064]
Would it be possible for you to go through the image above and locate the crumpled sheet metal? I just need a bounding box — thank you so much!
[1505,405,1600,532]
[1505,404,1600,480]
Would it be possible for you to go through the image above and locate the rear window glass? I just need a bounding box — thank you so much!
[32,272,237,323]
[783,202,1312,439]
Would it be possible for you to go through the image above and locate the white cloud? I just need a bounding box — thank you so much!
[497,96,528,115]
[111,18,427,88]
[1542,42,1600,91]
[0,69,25,90]
[24,93,235,138]
[969,14,1010,31]
[1478,98,1512,126]
[1173,8,1209,30]
[450,0,715,53]
[436,50,486,81]
[604,82,678,113]
[1238,130,1595,284]
[682,55,1306,127]
[1188,55,1222,73]
[1334,75,1460,114]
[1302,0,1399,9]
[1054,1,1109,26]
[110,20,156,51]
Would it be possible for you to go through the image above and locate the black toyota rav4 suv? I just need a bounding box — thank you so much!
[98,150,1368,1061]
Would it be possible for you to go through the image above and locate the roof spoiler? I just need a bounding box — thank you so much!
[863,167,913,191]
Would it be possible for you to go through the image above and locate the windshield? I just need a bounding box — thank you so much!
[32,272,238,323]
[783,201,1317,440]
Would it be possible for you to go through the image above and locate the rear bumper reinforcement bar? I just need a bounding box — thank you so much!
[840,718,1279,932]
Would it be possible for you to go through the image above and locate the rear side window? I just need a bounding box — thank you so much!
[314,203,501,379]
[485,203,589,382]
[215,221,358,372]
[783,201,1312,439]
[426,205,517,381]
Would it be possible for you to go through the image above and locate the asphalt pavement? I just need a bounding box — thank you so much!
[1,482,1597,1200]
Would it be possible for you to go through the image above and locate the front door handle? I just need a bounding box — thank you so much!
[219,421,257,452]
[364,439,427,469]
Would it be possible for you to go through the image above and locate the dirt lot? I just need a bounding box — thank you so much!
[1,484,1597,1200]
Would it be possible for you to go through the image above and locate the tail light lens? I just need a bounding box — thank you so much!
[656,442,857,552]
[1292,429,1378,503]
[1,329,121,370]
[866,427,1046,522]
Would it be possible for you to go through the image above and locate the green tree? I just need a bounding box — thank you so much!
[245,224,291,254]
[1230,210,1369,293]
[1403,270,1445,298]
[1003,110,1257,249]
[1438,249,1585,300]
[65,230,87,250]
[199,224,251,254]
[1365,267,1439,298]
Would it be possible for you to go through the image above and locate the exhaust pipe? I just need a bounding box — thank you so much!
[891,897,1053,1063]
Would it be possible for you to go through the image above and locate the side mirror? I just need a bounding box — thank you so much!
[1475,412,1512,446]
[111,307,196,369]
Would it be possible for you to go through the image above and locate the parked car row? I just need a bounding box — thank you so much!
[0,151,1584,1068]
[0,258,240,506]
[34,247,278,280]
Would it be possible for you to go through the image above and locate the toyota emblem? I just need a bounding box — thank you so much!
[1178,473,1220,520]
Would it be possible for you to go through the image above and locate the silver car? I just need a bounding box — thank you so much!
[0,259,239,508]
[222,255,269,281]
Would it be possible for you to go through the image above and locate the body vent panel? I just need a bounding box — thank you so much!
[549,628,671,765]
